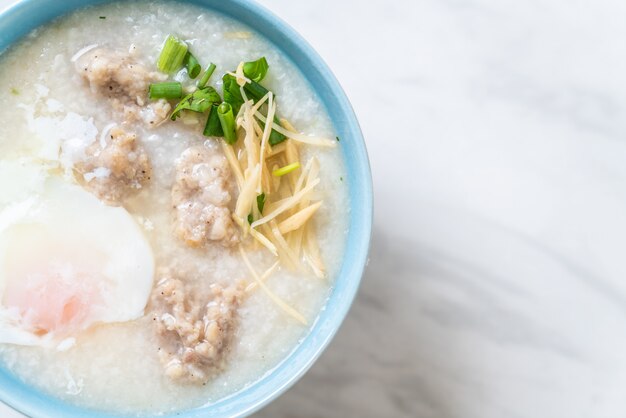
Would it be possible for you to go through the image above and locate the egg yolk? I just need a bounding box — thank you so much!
[4,267,101,336]
[1,224,105,336]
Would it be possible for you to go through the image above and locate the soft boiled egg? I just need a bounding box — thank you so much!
[0,160,154,347]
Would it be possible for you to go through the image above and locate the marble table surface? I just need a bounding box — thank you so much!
[2,0,626,417]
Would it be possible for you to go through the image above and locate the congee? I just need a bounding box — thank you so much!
[0,1,348,414]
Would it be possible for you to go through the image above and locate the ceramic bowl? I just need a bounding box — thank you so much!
[0,0,373,416]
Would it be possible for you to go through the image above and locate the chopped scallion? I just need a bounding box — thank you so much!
[222,74,244,113]
[149,82,183,100]
[247,193,266,225]
[269,127,287,145]
[184,52,201,79]
[223,70,285,144]
[243,79,270,102]
[243,57,269,82]
[222,74,272,112]
[272,162,300,177]
[217,102,237,144]
[203,104,224,137]
[197,63,216,89]
[170,86,221,120]
[257,193,266,213]
[269,117,287,145]
[157,35,188,74]
[259,115,287,145]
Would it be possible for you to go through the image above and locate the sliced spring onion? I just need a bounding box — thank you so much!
[243,57,269,82]
[170,86,221,120]
[225,75,285,145]
[203,104,224,137]
[258,115,287,145]
[148,82,183,100]
[269,127,287,145]
[239,80,286,144]
[257,193,266,213]
[217,102,237,144]
[197,63,216,88]
[223,74,283,143]
[157,35,188,74]
[272,162,300,177]
[247,193,267,225]
[243,79,270,102]
[222,73,244,113]
[183,52,201,79]
[223,74,272,114]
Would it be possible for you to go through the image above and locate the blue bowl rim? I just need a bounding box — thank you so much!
[0,0,373,417]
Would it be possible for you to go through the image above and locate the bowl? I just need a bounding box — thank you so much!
[0,0,373,416]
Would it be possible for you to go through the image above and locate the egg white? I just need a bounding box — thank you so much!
[0,160,154,347]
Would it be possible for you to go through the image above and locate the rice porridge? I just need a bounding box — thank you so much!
[0,1,348,415]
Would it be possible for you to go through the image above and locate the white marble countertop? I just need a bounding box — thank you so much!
[2,0,626,417]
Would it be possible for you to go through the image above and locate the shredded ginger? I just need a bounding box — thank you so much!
[220,89,332,322]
